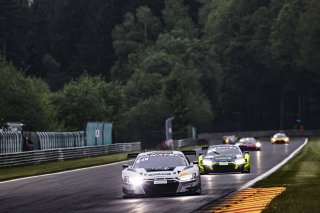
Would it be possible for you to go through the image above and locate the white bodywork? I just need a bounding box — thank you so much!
[122,151,201,196]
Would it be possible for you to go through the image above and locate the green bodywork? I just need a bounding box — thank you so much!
[198,153,250,173]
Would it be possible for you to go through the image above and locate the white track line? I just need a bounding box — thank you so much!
[239,138,308,190]
[0,160,130,184]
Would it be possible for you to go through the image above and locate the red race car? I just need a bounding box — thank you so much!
[235,137,261,151]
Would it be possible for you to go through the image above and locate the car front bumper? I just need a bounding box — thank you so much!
[199,162,249,173]
[122,178,201,196]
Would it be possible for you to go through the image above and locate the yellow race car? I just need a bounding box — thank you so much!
[198,145,250,174]
[271,133,289,144]
[222,135,238,144]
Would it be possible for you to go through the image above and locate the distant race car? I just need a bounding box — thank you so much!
[198,145,250,174]
[222,135,238,144]
[122,151,201,197]
[271,133,289,144]
[235,137,261,151]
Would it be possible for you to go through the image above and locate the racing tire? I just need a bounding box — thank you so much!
[193,184,202,195]
[242,166,250,173]
[123,192,137,199]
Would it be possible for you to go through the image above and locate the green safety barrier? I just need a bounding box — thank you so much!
[86,122,112,146]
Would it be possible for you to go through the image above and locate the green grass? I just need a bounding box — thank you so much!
[254,138,320,212]
[0,152,136,181]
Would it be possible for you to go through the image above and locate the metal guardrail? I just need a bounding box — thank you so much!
[0,131,23,154]
[0,142,141,167]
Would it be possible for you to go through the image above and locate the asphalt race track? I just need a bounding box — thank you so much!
[0,138,306,213]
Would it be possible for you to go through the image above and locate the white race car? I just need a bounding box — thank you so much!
[122,151,201,197]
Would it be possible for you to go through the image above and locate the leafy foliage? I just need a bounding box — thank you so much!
[1,0,320,146]
[0,59,57,130]
[52,74,120,131]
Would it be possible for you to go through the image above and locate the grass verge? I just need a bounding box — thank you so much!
[254,138,320,212]
[0,152,136,182]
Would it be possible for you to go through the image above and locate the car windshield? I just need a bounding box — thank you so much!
[239,138,255,143]
[207,146,241,155]
[275,134,286,138]
[133,154,188,168]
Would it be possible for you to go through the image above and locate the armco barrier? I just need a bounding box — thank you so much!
[0,142,141,167]
[0,131,23,154]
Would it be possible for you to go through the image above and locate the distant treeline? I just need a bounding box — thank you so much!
[1,0,319,146]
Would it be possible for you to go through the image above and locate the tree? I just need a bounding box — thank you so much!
[162,0,196,37]
[52,73,119,131]
[298,0,320,75]
[0,0,30,69]
[163,66,213,135]
[111,6,162,82]
[117,97,169,148]
[270,0,305,129]
[297,0,320,124]
[0,59,57,130]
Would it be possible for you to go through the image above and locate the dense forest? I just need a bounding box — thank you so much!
[1,0,320,147]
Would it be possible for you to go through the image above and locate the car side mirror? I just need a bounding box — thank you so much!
[122,164,129,170]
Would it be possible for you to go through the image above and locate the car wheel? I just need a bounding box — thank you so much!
[194,186,202,195]
[245,166,250,173]
[242,166,250,173]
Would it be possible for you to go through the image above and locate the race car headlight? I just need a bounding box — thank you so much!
[124,175,143,186]
[202,159,212,166]
[178,172,196,181]
[271,138,276,142]
[284,138,289,142]
[256,142,261,147]
[235,157,246,165]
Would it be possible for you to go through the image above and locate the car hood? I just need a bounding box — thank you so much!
[204,154,242,162]
[122,166,196,179]
[236,142,255,146]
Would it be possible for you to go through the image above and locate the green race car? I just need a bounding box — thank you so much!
[198,144,250,174]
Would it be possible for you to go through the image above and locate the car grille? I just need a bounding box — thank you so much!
[143,180,179,194]
[275,140,286,143]
[203,164,239,173]
[213,164,239,172]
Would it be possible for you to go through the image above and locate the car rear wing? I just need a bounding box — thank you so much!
[127,153,140,160]
[182,150,196,156]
